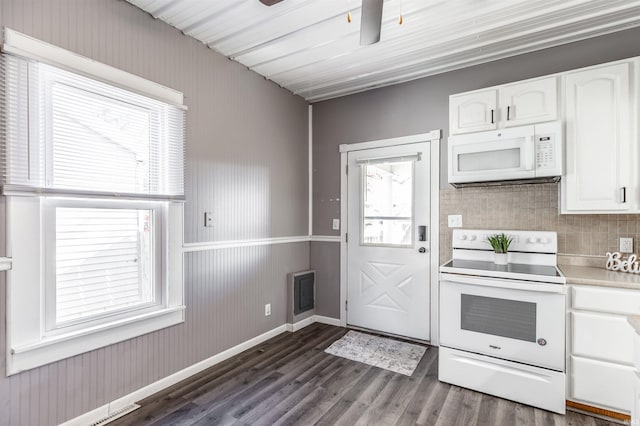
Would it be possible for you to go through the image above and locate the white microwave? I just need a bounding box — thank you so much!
[448,121,563,187]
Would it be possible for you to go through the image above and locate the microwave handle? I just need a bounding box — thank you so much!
[525,136,535,171]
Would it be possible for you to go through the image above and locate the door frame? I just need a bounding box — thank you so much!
[339,130,441,345]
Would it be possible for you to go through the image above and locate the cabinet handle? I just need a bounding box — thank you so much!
[621,187,627,203]
[491,109,494,124]
[507,106,511,121]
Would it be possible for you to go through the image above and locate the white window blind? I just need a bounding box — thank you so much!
[51,206,156,327]
[0,53,185,200]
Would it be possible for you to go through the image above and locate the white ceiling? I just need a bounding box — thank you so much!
[127,0,640,102]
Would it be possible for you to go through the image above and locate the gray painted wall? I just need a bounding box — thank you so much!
[310,241,341,319]
[312,26,640,236]
[311,27,640,320]
[0,1,309,425]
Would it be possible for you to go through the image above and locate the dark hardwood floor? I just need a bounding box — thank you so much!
[111,323,616,426]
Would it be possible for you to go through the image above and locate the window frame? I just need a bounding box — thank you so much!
[6,196,184,375]
[42,197,166,336]
[2,29,186,376]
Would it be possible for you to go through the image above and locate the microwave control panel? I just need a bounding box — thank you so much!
[533,121,563,177]
[535,133,556,170]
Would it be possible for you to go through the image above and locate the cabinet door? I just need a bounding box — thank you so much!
[499,77,557,127]
[571,311,634,365]
[562,62,633,212]
[570,355,634,413]
[449,89,497,134]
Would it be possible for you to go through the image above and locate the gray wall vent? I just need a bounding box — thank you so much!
[287,270,315,324]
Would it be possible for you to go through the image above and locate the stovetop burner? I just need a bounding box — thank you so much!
[441,229,566,285]
[442,259,562,278]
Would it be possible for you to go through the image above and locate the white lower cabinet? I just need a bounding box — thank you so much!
[635,371,640,423]
[568,285,639,414]
[570,356,635,412]
[633,332,640,423]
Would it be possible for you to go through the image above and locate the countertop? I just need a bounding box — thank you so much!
[628,315,640,336]
[558,264,640,290]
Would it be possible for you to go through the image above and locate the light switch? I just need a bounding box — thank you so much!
[332,219,340,230]
[204,212,214,228]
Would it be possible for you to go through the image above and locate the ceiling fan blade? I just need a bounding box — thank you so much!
[360,0,384,45]
[258,0,285,5]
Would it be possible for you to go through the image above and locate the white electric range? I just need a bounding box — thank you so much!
[439,229,567,414]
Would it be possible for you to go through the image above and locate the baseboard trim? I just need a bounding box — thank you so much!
[61,316,344,426]
[314,315,342,327]
[286,315,316,332]
[61,324,288,426]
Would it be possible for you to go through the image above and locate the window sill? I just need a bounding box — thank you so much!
[7,305,185,375]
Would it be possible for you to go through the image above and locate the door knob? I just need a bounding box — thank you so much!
[418,247,427,253]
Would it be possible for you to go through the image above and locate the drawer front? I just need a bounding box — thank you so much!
[571,311,634,364]
[572,286,640,315]
[440,346,566,414]
[570,356,635,413]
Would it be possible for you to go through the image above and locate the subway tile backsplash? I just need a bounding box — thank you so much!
[439,183,640,265]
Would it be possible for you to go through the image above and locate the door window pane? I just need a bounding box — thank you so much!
[461,294,537,342]
[55,207,155,325]
[361,160,413,246]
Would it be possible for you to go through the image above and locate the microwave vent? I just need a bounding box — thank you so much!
[450,176,560,188]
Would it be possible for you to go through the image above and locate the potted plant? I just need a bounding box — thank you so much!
[487,233,513,265]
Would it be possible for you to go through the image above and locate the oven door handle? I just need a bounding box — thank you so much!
[439,272,567,294]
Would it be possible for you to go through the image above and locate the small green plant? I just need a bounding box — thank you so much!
[487,233,513,253]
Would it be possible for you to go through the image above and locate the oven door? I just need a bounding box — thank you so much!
[448,125,536,184]
[440,276,565,371]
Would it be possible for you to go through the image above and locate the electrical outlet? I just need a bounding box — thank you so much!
[204,212,214,228]
[620,237,633,253]
[264,303,271,316]
[448,215,463,228]
[332,219,340,230]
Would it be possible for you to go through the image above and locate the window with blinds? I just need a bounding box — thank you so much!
[50,205,157,327]
[0,53,185,199]
[1,51,185,332]
[2,30,185,373]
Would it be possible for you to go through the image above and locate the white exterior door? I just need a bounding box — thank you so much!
[346,142,431,341]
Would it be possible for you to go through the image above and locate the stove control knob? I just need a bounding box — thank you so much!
[528,237,537,244]
[459,235,467,241]
[469,235,477,241]
[540,238,549,244]
[537,338,547,346]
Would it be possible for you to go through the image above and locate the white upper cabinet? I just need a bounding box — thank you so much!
[450,77,557,135]
[499,77,558,127]
[449,89,497,134]
[561,61,634,213]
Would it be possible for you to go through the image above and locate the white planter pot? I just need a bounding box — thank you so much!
[494,253,508,265]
